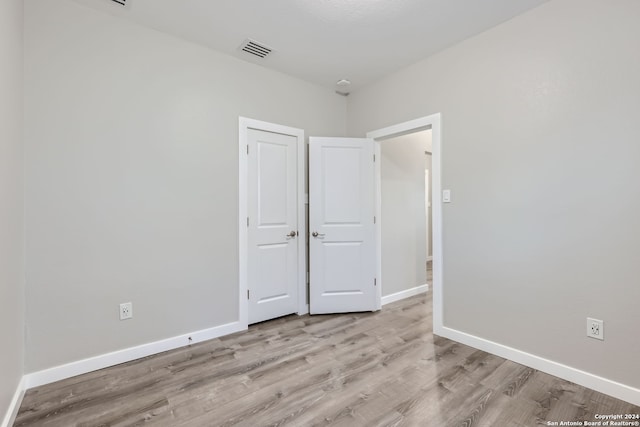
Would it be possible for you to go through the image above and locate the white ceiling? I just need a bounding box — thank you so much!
[72,0,549,93]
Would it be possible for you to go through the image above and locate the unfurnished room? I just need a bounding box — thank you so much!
[1,0,639,426]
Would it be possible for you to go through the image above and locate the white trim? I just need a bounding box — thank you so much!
[381,284,429,306]
[24,321,244,389]
[238,117,308,328]
[439,326,640,407]
[367,113,443,331]
[1,377,26,427]
[367,116,438,141]
[295,127,307,316]
[239,119,249,327]
[374,141,382,310]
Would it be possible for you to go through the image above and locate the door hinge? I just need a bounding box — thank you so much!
[374,278,377,286]
[373,154,376,162]
[374,216,376,224]
[246,145,249,155]
[247,217,249,227]
[247,290,250,299]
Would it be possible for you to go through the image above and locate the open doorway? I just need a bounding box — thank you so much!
[367,114,443,333]
[379,130,433,298]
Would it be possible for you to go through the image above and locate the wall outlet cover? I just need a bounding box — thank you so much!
[120,302,133,320]
[586,317,603,340]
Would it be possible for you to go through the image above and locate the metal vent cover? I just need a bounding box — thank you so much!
[239,39,273,59]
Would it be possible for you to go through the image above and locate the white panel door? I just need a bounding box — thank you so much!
[309,137,377,314]
[248,128,299,324]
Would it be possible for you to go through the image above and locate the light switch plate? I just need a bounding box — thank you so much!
[442,189,451,203]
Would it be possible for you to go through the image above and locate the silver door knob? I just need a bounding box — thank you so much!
[312,231,325,238]
[287,231,296,238]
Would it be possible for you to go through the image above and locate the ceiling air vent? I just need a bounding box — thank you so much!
[239,39,273,59]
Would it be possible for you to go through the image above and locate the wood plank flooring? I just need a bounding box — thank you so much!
[15,293,639,426]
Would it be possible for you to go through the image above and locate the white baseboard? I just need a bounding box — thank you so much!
[381,284,429,306]
[24,321,246,389]
[1,376,26,427]
[436,325,640,407]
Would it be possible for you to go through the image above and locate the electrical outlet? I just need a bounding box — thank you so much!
[120,302,133,320]
[587,317,603,340]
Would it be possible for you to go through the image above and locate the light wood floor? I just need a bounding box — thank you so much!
[15,293,639,426]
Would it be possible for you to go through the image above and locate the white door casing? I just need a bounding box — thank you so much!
[366,114,442,331]
[309,137,377,314]
[239,118,306,327]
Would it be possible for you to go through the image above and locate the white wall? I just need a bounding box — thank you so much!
[24,0,346,373]
[0,0,25,421]
[380,130,431,296]
[349,0,640,390]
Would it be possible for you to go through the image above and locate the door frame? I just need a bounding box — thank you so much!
[238,117,307,328]
[366,113,443,332]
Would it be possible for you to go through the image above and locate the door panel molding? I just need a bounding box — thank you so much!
[239,117,306,328]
